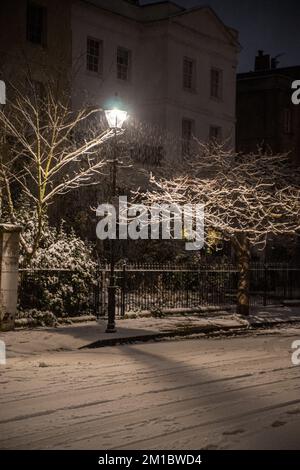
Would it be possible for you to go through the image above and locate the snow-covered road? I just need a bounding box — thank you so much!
[1,329,300,449]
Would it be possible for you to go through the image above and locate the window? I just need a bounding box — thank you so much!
[182,118,195,155]
[210,68,223,99]
[26,2,47,45]
[87,37,102,74]
[283,108,292,134]
[117,47,131,81]
[183,57,196,91]
[209,125,222,142]
[32,80,45,103]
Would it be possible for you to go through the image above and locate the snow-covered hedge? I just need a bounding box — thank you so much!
[17,209,98,317]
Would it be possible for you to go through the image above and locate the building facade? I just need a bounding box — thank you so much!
[0,0,240,158]
[0,0,72,98]
[72,0,240,158]
[0,0,239,158]
[237,51,300,164]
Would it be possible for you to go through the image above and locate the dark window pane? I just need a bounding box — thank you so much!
[209,125,222,142]
[210,68,222,99]
[283,108,292,134]
[87,37,102,73]
[117,47,130,81]
[27,2,46,45]
[183,57,195,90]
[182,118,195,155]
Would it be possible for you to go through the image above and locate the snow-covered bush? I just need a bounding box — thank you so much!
[16,309,58,327]
[17,207,98,317]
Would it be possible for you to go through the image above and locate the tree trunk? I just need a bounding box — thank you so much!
[235,233,251,316]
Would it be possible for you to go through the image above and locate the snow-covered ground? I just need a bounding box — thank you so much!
[1,327,300,449]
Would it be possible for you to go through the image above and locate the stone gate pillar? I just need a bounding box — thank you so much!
[0,224,22,331]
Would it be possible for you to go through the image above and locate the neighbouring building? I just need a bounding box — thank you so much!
[72,0,240,159]
[237,50,300,165]
[237,51,300,262]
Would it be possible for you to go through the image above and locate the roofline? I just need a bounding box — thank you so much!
[169,5,241,48]
[238,65,300,80]
[79,0,185,23]
[138,1,185,11]
[237,74,291,82]
[78,0,239,47]
[79,0,139,23]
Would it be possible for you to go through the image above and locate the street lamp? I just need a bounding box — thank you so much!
[104,97,128,333]
[105,109,128,130]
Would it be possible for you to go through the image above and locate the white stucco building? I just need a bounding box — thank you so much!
[72,0,240,158]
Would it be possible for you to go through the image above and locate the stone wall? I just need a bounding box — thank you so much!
[0,225,22,331]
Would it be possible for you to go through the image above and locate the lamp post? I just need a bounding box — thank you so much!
[104,100,128,333]
[0,80,6,219]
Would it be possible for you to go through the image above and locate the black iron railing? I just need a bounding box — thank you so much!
[97,262,300,317]
[18,263,300,318]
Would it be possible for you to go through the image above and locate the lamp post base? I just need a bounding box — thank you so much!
[106,284,117,333]
[105,324,117,333]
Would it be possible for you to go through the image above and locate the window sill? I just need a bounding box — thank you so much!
[183,87,197,94]
[210,95,223,103]
[117,78,132,85]
[86,71,103,79]
[27,40,47,49]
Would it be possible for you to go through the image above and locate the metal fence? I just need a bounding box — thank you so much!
[98,263,300,317]
[18,263,300,317]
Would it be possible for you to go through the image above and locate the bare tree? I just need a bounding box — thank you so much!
[138,140,300,315]
[0,79,120,262]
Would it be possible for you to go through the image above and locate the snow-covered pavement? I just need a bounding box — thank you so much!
[1,328,300,449]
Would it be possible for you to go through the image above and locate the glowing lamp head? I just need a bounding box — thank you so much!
[104,95,128,129]
[105,108,128,129]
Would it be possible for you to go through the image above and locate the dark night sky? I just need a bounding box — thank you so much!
[141,0,300,72]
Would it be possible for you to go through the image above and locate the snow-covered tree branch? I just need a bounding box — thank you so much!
[138,140,300,314]
[0,79,119,261]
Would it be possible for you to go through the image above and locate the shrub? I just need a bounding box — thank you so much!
[17,208,98,316]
